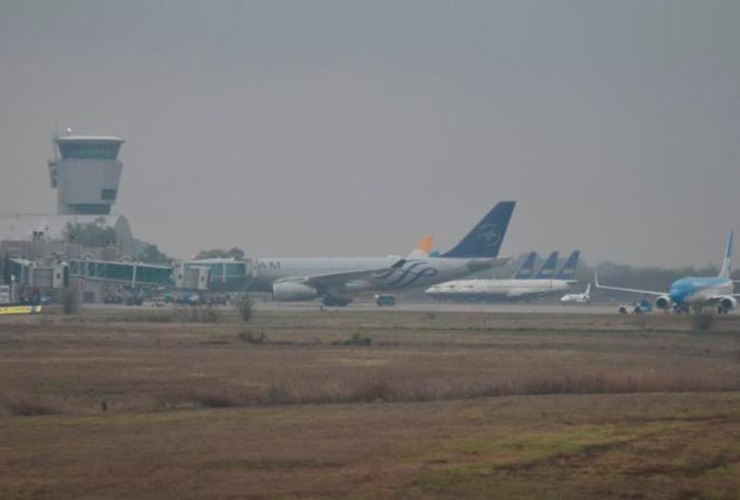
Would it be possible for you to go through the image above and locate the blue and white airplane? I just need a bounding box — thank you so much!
[532,251,560,279]
[511,251,538,279]
[426,250,581,301]
[595,231,739,314]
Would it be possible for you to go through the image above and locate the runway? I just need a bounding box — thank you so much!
[252,299,624,315]
[76,296,660,317]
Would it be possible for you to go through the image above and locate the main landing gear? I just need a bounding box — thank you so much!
[673,304,690,314]
[322,295,352,307]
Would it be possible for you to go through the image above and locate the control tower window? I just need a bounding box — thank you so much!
[59,142,121,160]
[101,189,117,201]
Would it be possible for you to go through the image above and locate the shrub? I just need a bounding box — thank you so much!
[234,294,254,322]
[354,377,393,402]
[341,332,373,346]
[692,311,715,331]
[237,329,266,345]
[3,396,61,416]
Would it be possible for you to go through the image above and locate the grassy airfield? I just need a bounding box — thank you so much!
[1,306,740,498]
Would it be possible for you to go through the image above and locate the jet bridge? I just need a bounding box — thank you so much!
[68,259,175,287]
[2,257,255,303]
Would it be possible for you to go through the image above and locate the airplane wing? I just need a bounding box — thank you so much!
[703,294,740,301]
[593,271,664,296]
[466,256,512,272]
[275,259,406,289]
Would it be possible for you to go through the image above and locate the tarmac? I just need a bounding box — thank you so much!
[252,299,625,315]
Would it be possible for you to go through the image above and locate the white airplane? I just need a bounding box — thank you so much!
[560,283,591,304]
[425,250,581,301]
[595,231,739,314]
[247,201,516,306]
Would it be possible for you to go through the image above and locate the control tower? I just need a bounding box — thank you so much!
[47,135,125,215]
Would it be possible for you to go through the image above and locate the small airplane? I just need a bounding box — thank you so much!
[595,231,739,314]
[560,283,591,304]
[425,250,581,301]
[247,201,516,306]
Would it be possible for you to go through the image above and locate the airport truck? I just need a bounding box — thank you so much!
[374,294,396,306]
[618,299,653,314]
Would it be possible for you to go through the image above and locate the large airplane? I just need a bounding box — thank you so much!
[512,251,538,279]
[425,250,581,301]
[560,283,591,305]
[531,251,560,279]
[246,201,516,306]
[595,231,739,314]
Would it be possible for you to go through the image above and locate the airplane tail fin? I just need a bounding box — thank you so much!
[407,235,433,259]
[554,250,580,280]
[584,282,591,297]
[719,230,733,279]
[441,201,516,258]
[533,251,559,279]
[512,251,538,279]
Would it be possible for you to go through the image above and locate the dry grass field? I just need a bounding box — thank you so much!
[1,306,740,498]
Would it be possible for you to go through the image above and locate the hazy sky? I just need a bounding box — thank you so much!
[1,1,739,267]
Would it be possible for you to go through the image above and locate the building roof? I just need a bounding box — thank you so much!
[0,214,134,255]
[55,136,125,144]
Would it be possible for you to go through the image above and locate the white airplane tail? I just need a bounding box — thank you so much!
[584,282,591,297]
[719,230,733,279]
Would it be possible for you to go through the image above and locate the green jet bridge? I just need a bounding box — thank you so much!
[3,257,252,294]
[68,259,175,287]
[67,258,251,291]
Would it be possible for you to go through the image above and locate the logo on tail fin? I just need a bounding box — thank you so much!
[476,223,501,248]
[513,252,538,279]
[442,201,515,258]
[534,251,559,279]
[555,250,580,280]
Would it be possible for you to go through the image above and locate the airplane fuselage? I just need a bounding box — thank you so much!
[669,277,733,305]
[426,278,574,300]
[249,256,506,296]
[560,293,589,304]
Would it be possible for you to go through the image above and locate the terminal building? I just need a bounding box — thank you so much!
[1,133,139,302]
[1,133,134,259]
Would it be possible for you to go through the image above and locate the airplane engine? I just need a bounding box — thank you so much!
[654,295,673,310]
[719,296,737,312]
[272,282,318,302]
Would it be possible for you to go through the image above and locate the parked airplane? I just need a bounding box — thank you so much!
[595,231,739,314]
[532,251,560,279]
[512,251,538,279]
[560,283,591,304]
[425,250,581,301]
[247,201,516,306]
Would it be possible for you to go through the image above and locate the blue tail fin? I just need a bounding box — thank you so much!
[533,251,559,279]
[513,251,538,279]
[719,230,733,279]
[441,201,516,258]
[554,250,580,280]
